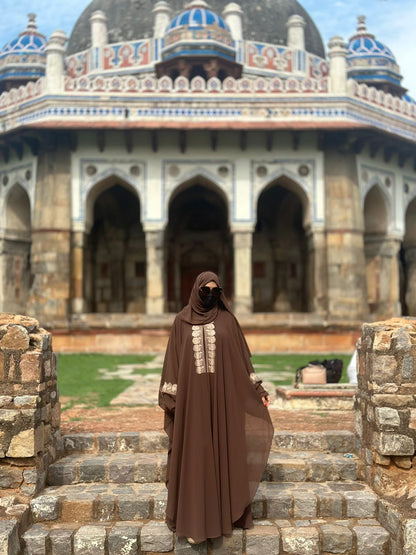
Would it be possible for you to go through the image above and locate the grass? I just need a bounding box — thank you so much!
[57,353,155,409]
[57,353,354,408]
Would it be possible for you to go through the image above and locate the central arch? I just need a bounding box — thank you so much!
[165,179,232,312]
[253,178,309,313]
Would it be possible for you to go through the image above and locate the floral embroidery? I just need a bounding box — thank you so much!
[161,382,177,395]
[192,322,216,374]
[250,372,261,384]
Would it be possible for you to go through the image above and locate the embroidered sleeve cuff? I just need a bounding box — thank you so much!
[249,372,262,384]
[161,382,177,395]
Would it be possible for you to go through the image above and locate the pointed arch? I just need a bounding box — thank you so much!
[401,197,416,316]
[5,183,31,236]
[84,177,145,314]
[253,176,310,313]
[165,176,232,311]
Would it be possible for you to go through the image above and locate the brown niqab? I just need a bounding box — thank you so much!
[159,272,274,542]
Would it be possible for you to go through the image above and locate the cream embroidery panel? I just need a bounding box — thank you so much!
[192,322,216,374]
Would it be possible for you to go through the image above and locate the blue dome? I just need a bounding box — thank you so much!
[0,14,46,83]
[166,3,231,33]
[346,16,403,90]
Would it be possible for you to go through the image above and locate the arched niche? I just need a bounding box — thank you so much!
[85,179,145,313]
[165,178,232,311]
[2,184,32,313]
[253,178,309,313]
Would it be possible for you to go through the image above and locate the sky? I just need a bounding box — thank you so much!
[0,0,414,96]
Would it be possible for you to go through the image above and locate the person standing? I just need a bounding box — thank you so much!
[159,271,274,544]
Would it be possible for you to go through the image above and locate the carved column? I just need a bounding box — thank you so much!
[233,230,253,314]
[306,229,327,315]
[145,230,165,314]
[404,246,416,315]
[71,232,85,314]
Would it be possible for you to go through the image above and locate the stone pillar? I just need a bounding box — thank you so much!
[233,230,253,314]
[365,236,402,318]
[355,318,416,553]
[306,229,327,315]
[145,230,165,314]
[90,10,108,47]
[45,31,67,93]
[152,1,171,39]
[0,314,59,501]
[71,232,86,314]
[28,141,72,327]
[223,3,243,41]
[328,35,348,94]
[286,15,306,51]
[324,148,367,321]
[404,246,416,315]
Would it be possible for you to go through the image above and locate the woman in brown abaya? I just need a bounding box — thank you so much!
[159,271,274,544]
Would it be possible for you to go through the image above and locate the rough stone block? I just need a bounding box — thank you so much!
[325,431,355,453]
[47,459,77,485]
[0,466,22,489]
[281,526,319,554]
[293,492,317,518]
[374,432,414,456]
[0,519,20,555]
[354,525,390,554]
[403,520,416,555]
[49,528,75,555]
[96,494,116,522]
[273,431,295,449]
[402,355,414,380]
[79,457,106,482]
[375,407,400,428]
[154,491,168,520]
[317,492,343,518]
[108,524,140,554]
[345,491,377,518]
[6,428,36,458]
[22,524,49,555]
[0,325,30,351]
[73,525,106,554]
[20,352,43,382]
[63,434,95,453]
[109,457,136,483]
[61,494,94,522]
[246,524,280,555]
[119,432,141,453]
[140,521,173,553]
[265,489,292,519]
[321,524,353,553]
[211,529,243,554]
[118,495,151,520]
[139,431,168,452]
[372,355,397,384]
[97,433,118,452]
[30,494,60,522]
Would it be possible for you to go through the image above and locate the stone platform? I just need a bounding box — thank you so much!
[275,385,357,410]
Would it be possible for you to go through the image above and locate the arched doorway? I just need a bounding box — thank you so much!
[85,182,145,313]
[253,180,308,312]
[3,184,32,313]
[165,180,232,312]
[402,197,416,315]
[363,185,399,316]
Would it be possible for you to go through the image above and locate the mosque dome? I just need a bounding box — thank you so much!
[67,0,325,58]
[347,16,406,96]
[0,14,46,85]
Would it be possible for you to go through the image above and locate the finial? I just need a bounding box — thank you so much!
[27,13,38,31]
[356,15,367,34]
[186,0,209,9]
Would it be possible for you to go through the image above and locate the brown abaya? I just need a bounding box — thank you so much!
[159,271,274,542]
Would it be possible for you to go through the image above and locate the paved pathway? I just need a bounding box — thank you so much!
[95,356,286,406]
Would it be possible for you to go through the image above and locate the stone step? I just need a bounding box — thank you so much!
[21,518,391,554]
[47,450,358,486]
[30,481,379,525]
[61,430,355,455]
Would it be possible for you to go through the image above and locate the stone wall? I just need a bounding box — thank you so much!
[0,314,60,502]
[355,317,416,553]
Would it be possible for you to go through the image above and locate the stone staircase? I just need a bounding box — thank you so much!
[16,429,395,554]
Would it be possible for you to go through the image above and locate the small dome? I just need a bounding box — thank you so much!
[347,16,405,95]
[166,1,230,33]
[0,14,46,84]
[162,1,235,63]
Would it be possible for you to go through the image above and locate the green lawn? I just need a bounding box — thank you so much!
[57,353,353,408]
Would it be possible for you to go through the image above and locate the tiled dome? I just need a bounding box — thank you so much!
[0,14,46,83]
[162,0,235,63]
[347,16,404,93]
[165,1,230,33]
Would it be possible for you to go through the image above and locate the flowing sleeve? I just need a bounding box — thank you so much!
[235,317,269,399]
[158,318,180,441]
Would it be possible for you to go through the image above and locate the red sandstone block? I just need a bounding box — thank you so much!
[20,353,43,383]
